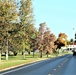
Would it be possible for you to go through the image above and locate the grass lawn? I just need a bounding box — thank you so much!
[0,53,48,71]
[0,51,71,71]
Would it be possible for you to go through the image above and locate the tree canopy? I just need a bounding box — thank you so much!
[55,33,68,49]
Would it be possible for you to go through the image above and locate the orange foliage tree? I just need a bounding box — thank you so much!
[55,33,68,49]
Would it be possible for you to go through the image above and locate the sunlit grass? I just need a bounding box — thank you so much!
[0,51,71,71]
[0,53,47,70]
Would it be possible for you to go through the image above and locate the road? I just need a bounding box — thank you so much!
[0,54,76,75]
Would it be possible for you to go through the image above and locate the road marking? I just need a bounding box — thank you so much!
[51,55,71,75]
[54,69,56,71]
[58,66,60,67]
[48,74,51,75]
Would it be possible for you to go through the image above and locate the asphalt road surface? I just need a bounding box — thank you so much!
[1,54,76,75]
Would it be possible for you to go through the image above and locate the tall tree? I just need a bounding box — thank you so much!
[0,0,18,60]
[36,22,46,58]
[36,22,56,57]
[19,0,35,59]
[43,28,56,55]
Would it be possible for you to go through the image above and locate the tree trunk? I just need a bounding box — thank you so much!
[13,51,17,56]
[40,50,42,58]
[23,49,25,59]
[47,54,48,58]
[28,51,30,55]
[0,50,1,62]
[6,35,8,60]
[23,52,25,59]
[22,42,25,59]
[6,49,8,60]
[33,50,34,57]
[46,51,48,58]
[22,50,25,59]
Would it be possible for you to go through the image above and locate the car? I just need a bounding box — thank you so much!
[73,49,76,56]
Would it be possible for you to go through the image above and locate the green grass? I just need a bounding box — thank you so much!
[0,53,48,70]
[0,52,71,71]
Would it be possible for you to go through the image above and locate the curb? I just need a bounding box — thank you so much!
[0,58,48,72]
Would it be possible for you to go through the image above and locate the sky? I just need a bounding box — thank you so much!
[33,0,76,40]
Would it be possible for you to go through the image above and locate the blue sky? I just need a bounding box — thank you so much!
[33,0,76,40]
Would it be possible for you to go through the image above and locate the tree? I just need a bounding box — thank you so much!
[70,38,73,43]
[55,33,67,49]
[30,36,37,57]
[75,33,76,43]
[67,40,70,45]
[70,33,76,44]
[0,0,18,60]
[36,22,46,58]
[43,28,56,55]
[19,0,35,59]
[36,22,56,57]
[8,23,21,56]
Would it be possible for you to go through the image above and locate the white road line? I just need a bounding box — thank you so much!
[54,69,56,71]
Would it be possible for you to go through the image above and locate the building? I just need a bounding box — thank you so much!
[67,43,76,50]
